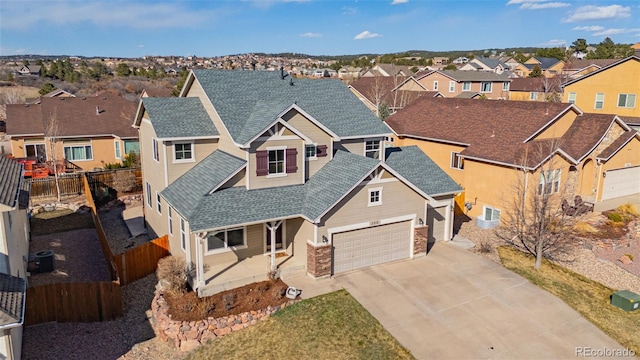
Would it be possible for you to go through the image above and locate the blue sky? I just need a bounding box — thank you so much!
[0,0,638,57]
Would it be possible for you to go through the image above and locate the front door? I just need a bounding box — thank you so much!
[265,225,284,252]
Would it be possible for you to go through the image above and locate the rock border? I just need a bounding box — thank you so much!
[150,289,299,352]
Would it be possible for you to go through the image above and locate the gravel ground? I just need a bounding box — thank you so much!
[28,228,111,286]
[456,216,640,294]
[99,196,151,255]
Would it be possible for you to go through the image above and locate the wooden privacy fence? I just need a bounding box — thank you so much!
[115,236,170,286]
[28,174,83,199]
[25,281,122,325]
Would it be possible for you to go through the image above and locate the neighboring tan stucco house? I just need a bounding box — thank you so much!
[562,55,639,121]
[509,77,562,102]
[133,69,461,297]
[386,97,640,226]
[523,57,565,78]
[5,93,138,172]
[414,70,511,99]
[0,156,29,360]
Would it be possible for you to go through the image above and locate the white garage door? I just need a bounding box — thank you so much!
[602,167,640,200]
[333,221,411,274]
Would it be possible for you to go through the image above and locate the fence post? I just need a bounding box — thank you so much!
[120,255,127,286]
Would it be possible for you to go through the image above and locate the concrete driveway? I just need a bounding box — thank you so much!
[285,242,625,359]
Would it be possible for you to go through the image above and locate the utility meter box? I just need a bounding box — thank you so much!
[611,290,640,311]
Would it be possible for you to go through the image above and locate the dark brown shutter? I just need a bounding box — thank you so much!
[285,148,298,173]
[256,150,268,176]
[317,145,328,157]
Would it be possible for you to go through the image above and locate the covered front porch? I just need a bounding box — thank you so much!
[192,217,312,297]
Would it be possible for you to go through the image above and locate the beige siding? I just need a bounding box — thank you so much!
[318,179,425,241]
[0,209,30,277]
[219,168,246,189]
[185,79,244,158]
[248,138,305,189]
[282,110,334,178]
[337,138,384,158]
[167,138,219,183]
[139,119,168,238]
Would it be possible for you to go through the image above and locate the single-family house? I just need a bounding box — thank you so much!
[133,69,461,296]
[459,57,508,74]
[348,76,440,113]
[362,64,415,78]
[5,93,138,172]
[386,97,640,224]
[509,77,563,102]
[561,58,618,80]
[523,57,565,78]
[415,70,511,99]
[338,66,362,79]
[15,65,41,77]
[0,156,29,360]
[562,55,639,120]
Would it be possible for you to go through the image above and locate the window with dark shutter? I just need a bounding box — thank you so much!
[256,150,268,176]
[285,148,298,173]
[317,145,328,157]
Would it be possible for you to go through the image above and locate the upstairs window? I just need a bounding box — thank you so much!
[617,94,636,108]
[481,82,492,93]
[594,93,604,110]
[433,81,439,91]
[365,140,380,159]
[567,92,577,104]
[305,144,317,159]
[156,192,162,214]
[174,142,193,162]
[152,138,159,161]
[450,152,464,169]
[256,148,298,176]
[502,82,510,91]
[530,92,538,101]
[448,81,455,92]
[269,149,285,174]
[368,188,383,207]
[462,82,471,91]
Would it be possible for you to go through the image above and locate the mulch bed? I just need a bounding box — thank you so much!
[165,279,289,322]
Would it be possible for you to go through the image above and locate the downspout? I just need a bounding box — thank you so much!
[595,160,602,202]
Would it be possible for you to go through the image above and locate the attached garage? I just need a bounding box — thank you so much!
[602,166,640,200]
[332,220,412,274]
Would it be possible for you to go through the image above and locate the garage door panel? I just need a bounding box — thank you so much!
[602,167,640,200]
[333,220,411,274]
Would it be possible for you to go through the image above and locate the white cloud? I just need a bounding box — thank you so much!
[540,39,566,47]
[138,45,145,48]
[593,28,640,36]
[563,5,631,23]
[391,0,409,4]
[342,7,357,16]
[300,32,322,38]
[506,0,545,5]
[521,2,570,10]
[0,1,220,30]
[354,31,382,40]
[572,25,605,31]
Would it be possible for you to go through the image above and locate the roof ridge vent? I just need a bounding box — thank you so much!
[491,130,495,138]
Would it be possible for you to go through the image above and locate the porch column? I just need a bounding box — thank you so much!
[266,221,282,273]
[195,232,206,290]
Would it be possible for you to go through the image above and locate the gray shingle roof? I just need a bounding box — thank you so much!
[191,70,390,144]
[142,97,219,139]
[0,157,22,209]
[474,57,506,69]
[161,150,245,220]
[167,150,380,231]
[0,272,26,327]
[385,146,462,196]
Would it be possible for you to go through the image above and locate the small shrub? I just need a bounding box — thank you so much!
[112,170,137,193]
[607,212,624,223]
[616,203,639,218]
[223,293,236,311]
[624,254,634,261]
[477,241,492,253]
[181,302,194,313]
[157,256,188,295]
[104,162,123,170]
[574,221,598,235]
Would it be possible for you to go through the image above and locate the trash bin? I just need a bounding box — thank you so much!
[35,250,55,273]
[611,290,640,311]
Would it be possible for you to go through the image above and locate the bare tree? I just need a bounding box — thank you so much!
[496,140,577,269]
[0,87,25,105]
[540,76,563,102]
[44,109,62,201]
[367,72,390,117]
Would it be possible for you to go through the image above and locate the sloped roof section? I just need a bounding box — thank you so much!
[597,130,639,160]
[561,113,617,161]
[0,157,22,209]
[142,97,218,139]
[385,146,462,196]
[161,150,245,219]
[191,70,390,144]
[0,272,26,327]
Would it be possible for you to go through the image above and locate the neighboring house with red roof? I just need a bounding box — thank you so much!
[5,93,138,172]
[348,76,440,114]
[386,97,640,225]
[509,77,563,102]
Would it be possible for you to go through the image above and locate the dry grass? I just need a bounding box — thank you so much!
[187,289,414,360]
[573,221,598,235]
[617,203,640,217]
[30,209,94,236]
[497,246,640,353]
[0,85,41,103]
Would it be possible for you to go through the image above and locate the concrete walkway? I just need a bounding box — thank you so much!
[594,193,640,213]
[284,243,625,359]
[122,205,147,237]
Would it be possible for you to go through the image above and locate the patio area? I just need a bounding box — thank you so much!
[198,251,306,297]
